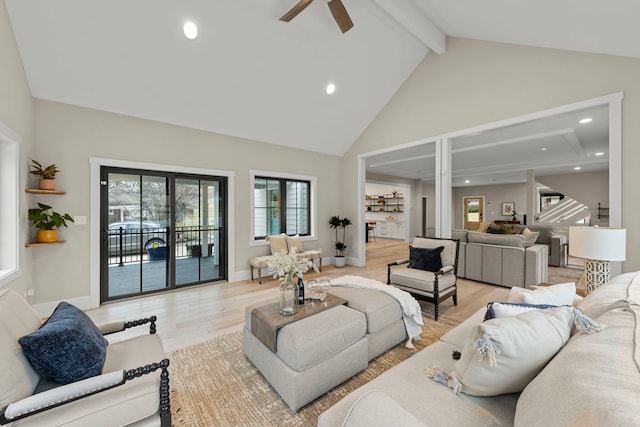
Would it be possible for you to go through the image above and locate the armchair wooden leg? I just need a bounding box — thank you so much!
[159,359,171,427]
[250,266,255,281]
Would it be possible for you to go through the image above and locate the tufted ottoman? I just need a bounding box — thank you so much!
[242,302,368,410]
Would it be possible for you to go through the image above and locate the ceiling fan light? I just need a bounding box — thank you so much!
[326,83,336,95]
[183,21,198,40]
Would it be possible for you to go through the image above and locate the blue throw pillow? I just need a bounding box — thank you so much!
[19,302,108,384]
[408,246,444,272]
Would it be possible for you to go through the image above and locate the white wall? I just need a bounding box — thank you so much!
[343,37,640,271]
[27,100,342,305]
[0,0,34,296]
[536,171,608,226]
[453,183,527,228]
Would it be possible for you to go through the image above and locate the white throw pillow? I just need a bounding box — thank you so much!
[521,227,540,246]
[484,301,559,320]
[285,234,305,253]
[450,307,574,396]
[266,233,288,255]
[508,282,576,306]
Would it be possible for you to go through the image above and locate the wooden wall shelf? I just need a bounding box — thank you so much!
[25,189,66,195]
[25,240,66,248]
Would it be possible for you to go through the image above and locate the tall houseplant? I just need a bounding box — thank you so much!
[329,215,352,268]
[29,159,60,191]
[28,203,74,243]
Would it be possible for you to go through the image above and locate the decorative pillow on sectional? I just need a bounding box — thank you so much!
[477,221,491,233]
[285,234,305,253]
[521,228,540,246]
[508,282,576,306]
[487,223,515,234]
[19,302,108,384]
[408,246,444,272]
[266,233,288,255]
[449,307,575,396]
[484,301,559,320]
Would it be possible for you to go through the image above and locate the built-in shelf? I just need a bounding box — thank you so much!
[365,194,404,213]
[25,240,66,248]
[25,189,66,195]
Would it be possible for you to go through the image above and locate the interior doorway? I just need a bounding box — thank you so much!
[463,196,484,230]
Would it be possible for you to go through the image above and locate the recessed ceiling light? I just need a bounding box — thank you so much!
[579,117,592,124]
[183,21,198,40]
[595,152,605,156]
[326,83,336,95]
[574,166,582,170]
[464,180,470,184]
[540,148,548,151]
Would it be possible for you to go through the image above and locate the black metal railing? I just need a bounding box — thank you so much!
[106,225,218,266]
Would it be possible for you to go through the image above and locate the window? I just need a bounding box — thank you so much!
[0,122,20,287]
[251,171,316,241]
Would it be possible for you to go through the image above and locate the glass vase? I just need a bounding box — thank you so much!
[279,277,299,316]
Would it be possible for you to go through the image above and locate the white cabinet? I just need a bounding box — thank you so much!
[390,221,405,239]
[377,222,390,238]
[375,221,404,240]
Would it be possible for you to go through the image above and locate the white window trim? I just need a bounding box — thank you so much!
[0,122,21,287]
[249,170,318,247]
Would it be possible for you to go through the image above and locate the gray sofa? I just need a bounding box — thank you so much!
[424,228,548,288]
[465,231,548,288]
[426,224,566,271]
[318,272,640,426]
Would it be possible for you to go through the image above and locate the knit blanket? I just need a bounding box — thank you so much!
[325,275,424,349]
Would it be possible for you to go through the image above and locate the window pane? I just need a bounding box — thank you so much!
[285,181,309,235]
[254,178,280,238]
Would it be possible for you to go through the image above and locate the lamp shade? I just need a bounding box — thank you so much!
[569,226,626,261]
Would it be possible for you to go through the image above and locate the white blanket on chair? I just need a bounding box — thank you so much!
[326,275,424,349]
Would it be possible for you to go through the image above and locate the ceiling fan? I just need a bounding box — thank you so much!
[280,0,354,33]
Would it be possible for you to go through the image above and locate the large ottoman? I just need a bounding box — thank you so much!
[326,287,407,360]
[242,302,368,411]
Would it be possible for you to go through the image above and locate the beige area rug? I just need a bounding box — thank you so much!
[169,313,459,427]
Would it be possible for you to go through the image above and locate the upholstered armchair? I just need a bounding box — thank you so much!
[387,237,460,320]
[0,289,170,426]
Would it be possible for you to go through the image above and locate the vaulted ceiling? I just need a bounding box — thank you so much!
[6,0,639,162]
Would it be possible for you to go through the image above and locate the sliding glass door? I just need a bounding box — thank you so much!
[100,167,226,302]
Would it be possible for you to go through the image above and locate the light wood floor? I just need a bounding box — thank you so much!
[87,239,512,352]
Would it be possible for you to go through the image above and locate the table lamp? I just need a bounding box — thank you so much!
[569,226,626,294]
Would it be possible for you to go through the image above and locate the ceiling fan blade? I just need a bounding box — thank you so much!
[280,0,314,22]
[327,0,354,33]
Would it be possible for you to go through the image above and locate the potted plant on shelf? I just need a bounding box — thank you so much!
[28,203,74,243]
[29,159,60,191]
[329,215,352,268]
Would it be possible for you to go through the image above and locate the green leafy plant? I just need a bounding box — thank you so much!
[29,159,60,180]
[329,215,352,256]
[28,203,74,230]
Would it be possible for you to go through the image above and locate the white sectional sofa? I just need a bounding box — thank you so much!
[318,272,640,426]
